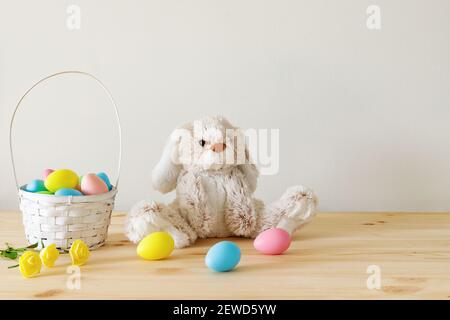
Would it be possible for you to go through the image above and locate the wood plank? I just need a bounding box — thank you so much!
[0,212,449,299]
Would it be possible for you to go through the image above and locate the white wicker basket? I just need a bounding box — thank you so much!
[9,71,122,250]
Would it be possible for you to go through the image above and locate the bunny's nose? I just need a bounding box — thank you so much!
[211,143,226,153]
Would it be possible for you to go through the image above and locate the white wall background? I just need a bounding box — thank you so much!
[0,0,449,212]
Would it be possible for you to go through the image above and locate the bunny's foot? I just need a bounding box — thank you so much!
[257,186,318,236]
[125,200,197,248]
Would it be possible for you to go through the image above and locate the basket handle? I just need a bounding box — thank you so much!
[9,71,122,190]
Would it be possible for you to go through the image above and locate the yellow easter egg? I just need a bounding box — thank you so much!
[44,169,79,193]
[137,232,174,260]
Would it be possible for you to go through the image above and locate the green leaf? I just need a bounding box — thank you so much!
[3,251,18,260]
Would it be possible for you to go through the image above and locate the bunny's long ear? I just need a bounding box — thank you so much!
[151,131,182,194]
[236,129,259,193]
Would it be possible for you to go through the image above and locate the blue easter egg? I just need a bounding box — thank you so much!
[25,179,47,193]
[97,172,112,190]
[205,241,241,272]
[55,188,83,196]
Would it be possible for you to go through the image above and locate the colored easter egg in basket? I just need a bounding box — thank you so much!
[37,191,53,195]
[137,232,174,260]
[80,173,109,195]
[253,228,291,255]
[42,168,54,179]
[205,241,241,272]
[97,172,112,190]
[25,179,48,193]
[55,188,83,196]
[75,175,83,191]
[44,169,78,193]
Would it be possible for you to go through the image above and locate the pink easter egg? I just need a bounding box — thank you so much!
[80,173,109,195]
[43,168,54,179]
[253,228,292,255]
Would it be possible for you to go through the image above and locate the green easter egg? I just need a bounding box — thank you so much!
[37,191,54,195]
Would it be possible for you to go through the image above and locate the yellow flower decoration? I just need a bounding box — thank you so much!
[19,251,42,278]
[40,244,60,267]
[69,240,90,266]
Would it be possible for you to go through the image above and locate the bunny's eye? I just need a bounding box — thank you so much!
[199,139,207,147]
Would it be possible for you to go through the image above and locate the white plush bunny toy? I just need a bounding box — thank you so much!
[125,116,317,248]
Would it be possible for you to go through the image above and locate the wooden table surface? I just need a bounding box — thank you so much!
[1,211,449,300]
